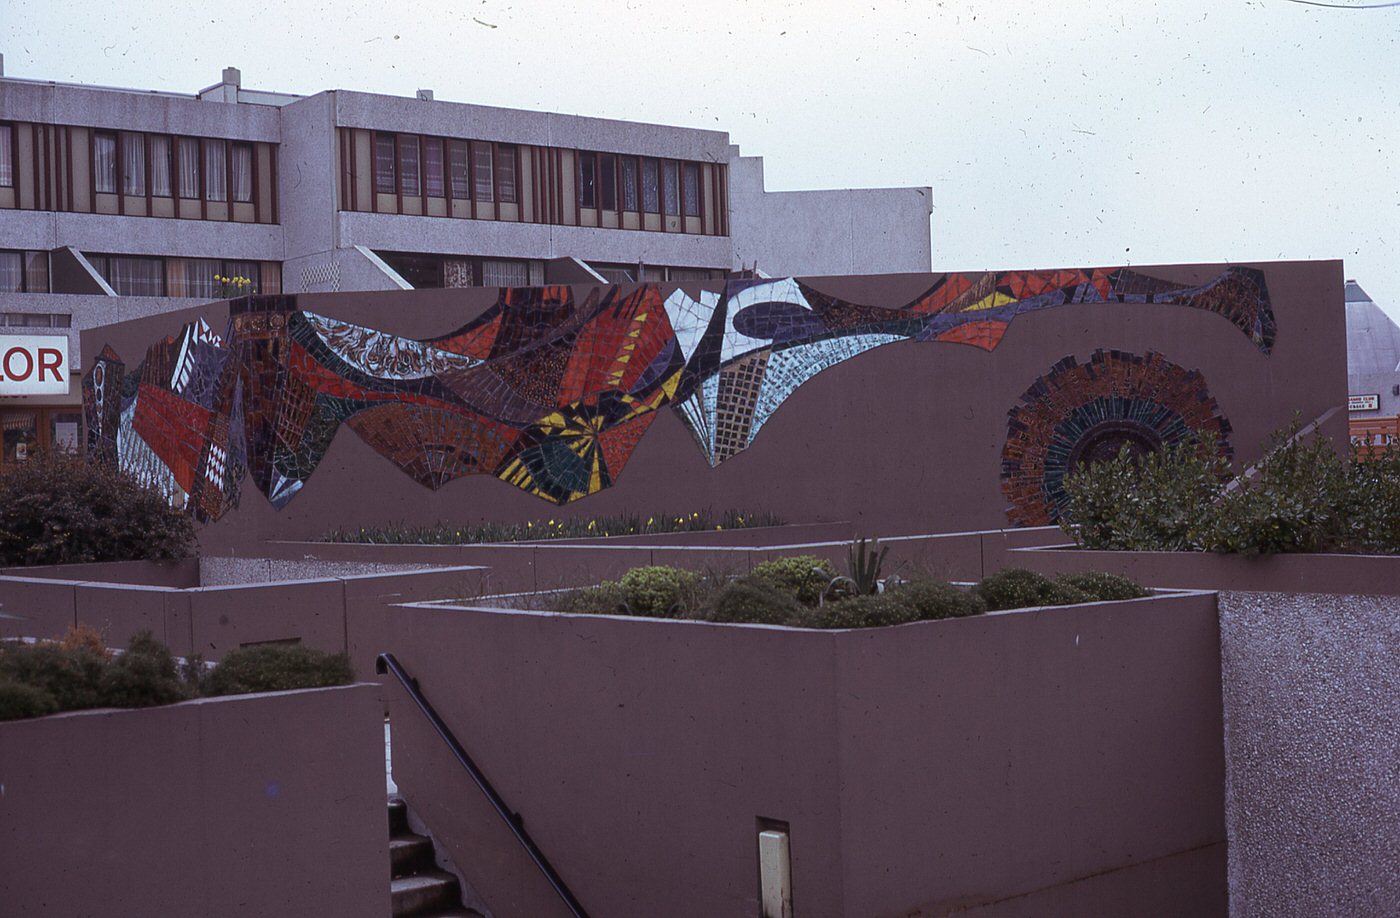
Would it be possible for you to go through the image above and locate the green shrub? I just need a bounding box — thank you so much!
[750,556,837,606]
[698,577,805,625]
[799,593,921,629]
[555,581,628,615]
[0,680,59,721]
[0,451,195,566]
[98,631,188,708]
[202,644,354,697]
[619,566,699,616]
[1054,572,1150,602]
[887,579,987,620]
[974,568,1092,612]
[0,642,107,711]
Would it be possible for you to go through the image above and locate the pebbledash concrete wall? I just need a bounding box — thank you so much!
[0,684,388,918]
[79,260,1346,553]
[385,591,1226,918]
[1011,546,1400,917]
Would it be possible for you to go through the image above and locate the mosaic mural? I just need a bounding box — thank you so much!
[1000,350,1234,527]
[85,266,1272,519]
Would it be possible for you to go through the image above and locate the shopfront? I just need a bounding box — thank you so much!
[0,334,80,469]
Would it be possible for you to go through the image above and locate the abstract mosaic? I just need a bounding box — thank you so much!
[1000,350,1234,527]
[85,266,1271,518]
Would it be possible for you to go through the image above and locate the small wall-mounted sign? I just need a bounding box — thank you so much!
[0,336,69,396]
[1349,394,1380,412]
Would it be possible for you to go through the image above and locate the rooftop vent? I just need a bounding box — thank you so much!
[222,67,241,88]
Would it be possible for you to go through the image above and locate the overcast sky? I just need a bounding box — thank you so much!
[3,0,1397,318]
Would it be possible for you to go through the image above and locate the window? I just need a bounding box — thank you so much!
[481,258,529,287]
[641,158,659,213]
[93,132,117,194]
[424,138,445,197]
[90,255,165,297]
[496,145,516,203]
[0,124,12,187]
[204,141,227,202]
[150,136,173,197]
[473,143,493,202]
[577,152,597,209]
[231,143,253,203]
[662,161,679,216]
[1,250,50,293]
[622,158,638,211]
[374,133,396,194]
[683,163,700,217]
[448,140,470,198]
[121,133,145,196]
[177,137,200,198]
[166,258,219,298]
[600,154,617,211]
[0,252,22,292]
[398,135,420,196]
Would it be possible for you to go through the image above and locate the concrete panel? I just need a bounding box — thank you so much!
[0,78,282,140]
[0,576,76,639]
[73,582,175,647]
[0,558,199,587]
[189,578,346,659]
[0,685,387,918]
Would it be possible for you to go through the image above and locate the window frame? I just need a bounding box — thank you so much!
[373,132,397,195]
[93,131,118,195]
[0,123,13,189]
[577,151,597,209]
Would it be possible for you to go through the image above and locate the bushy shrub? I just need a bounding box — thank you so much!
[619,566,699,616]
[202,644,355,697]
[799,594,921,629]
[98,631,188,708]
[750,556,837,606]
[1053,571,1150,602]
[0,680,59,721]
[887,579,988,620]
[555,581,628,615]
[974,568,1092,612]
[698,577,805,625]
[0,452,195,567]
[0,641,107,711]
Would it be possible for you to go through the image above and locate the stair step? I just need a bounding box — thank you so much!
[391,871,462,918]
[390,835,436,878]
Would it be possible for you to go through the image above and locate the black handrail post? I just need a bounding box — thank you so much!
[376,652,590,918]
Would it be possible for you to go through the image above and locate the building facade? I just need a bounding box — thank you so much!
[0,64,934,468]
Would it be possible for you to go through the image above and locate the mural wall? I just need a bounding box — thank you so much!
[83,260,1352,544]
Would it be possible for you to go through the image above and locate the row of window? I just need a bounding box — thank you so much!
[91,132,254,203]
[0,250,50,294]
[86,255,282,299]
[0,121,277,223]
[2,312,70,328]
[372,135,519,204]
[576,153,701,217]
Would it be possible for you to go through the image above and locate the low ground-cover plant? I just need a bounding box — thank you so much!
[550,558,1148,629]
[320,508,784,545]
[0,452,195,567]
[1062,421,1400,555]
[0,629,354,721]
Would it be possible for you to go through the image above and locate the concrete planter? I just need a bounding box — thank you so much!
[386,591,1227,918]
[0,683,388,918]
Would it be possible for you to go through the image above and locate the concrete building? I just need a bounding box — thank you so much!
[1344,279,1400,451]
[0,62,933,467]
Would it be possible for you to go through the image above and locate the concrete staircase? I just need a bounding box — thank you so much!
[389,796,483,918]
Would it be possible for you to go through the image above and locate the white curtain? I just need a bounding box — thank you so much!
[204,142,227,202]
[94,133,117,194]
[480,259,528,287]
[106,257,164,297]
[231,144,252,203]
[0,252,22,293]
[150,136,172,197]
[121,133,145,195]
[178,138,200,198]
[0,125,11,187]
[473,143,494,201]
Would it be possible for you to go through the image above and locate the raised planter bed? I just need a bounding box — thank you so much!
[0,683,387,918]
[384,588,1227,918]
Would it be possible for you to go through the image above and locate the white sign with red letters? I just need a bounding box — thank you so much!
[0,336,70,395]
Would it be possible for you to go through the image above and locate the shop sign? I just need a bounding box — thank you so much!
[0,336,69,396]
[1349,394,1380,412]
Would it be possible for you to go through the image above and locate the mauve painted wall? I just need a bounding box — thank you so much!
[77,260,1344,552]
[386,592,1224,917]
[0,684,388,918]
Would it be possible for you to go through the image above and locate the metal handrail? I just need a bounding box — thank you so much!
[375,652,590,918]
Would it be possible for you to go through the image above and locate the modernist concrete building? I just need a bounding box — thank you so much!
[0,62,933,467]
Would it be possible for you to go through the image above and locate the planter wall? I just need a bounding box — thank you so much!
[384,592,1226,918]
[1010,546,1400,917]
[0,684,387,918]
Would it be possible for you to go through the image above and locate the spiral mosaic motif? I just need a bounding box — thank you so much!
[1001,350,1233,527]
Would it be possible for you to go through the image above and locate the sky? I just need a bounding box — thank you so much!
[2,0,1398,317]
